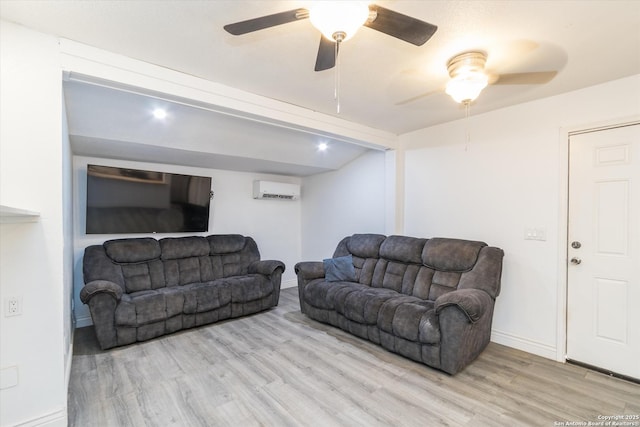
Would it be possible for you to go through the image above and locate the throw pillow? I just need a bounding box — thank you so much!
[323,255,356,282]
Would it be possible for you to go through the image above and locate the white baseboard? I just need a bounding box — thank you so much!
[75,314,92,328]
[281,278,297,289]
[491,329,558,361]
[14,408,66,427]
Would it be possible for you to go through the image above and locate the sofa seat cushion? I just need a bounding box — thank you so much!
[226,274,273,303]
[181,281,232,314]
[115,284,234,326]
[303,280,368,310]
[334,287,399,324]
[377,298,440,344]
[115,290,171,326]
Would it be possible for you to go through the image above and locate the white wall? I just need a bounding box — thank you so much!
[73,156,302,327]
[2,19,637,427]
[301,150,387,261]
[0,21,69,427]
[400,74,640,359]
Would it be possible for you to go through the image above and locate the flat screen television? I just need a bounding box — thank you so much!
[86,164,212,234]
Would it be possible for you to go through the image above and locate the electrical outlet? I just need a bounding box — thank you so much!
[5,297,22,317]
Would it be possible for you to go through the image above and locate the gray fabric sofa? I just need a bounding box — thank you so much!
[81,234,285,349]
[295,234,504,374]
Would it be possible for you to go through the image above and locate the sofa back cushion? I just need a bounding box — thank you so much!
[104,238,160,263]
[83,245,126,290]
[418,238,488,300]
[333,234,501,301]
[209,234,247,254]
[103,238,165,293]
[333,234,385,285]
[207,235,260,278]
[160,236,211,286]
[421,238,486,272]
[379,235,426,264]
[371,235,426,292]
[85,234,264,294]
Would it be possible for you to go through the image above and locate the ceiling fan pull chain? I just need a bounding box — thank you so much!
[464,101,471,151]
[335,40,341,114]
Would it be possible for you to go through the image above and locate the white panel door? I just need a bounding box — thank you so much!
[567,123,640,379]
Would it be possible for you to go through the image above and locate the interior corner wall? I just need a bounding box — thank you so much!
[0,20,69,427]
[72,156,302,327]
[62,79,75,392]
[400,74,640,359]
[300,150,387,261]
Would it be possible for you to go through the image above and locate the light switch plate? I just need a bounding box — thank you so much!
[524,227,547,241]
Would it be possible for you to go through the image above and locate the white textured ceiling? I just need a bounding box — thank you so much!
[2,0,640,175]
[63,78,370,176]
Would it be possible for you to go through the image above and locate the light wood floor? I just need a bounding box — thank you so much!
[68,288,639,426]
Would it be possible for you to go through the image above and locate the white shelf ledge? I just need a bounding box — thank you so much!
[0,205,40,223]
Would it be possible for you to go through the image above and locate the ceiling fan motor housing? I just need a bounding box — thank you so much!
[447,51,487,78]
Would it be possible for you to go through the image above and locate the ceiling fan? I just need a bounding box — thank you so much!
[398,50,558,106]
[224,2,438,72]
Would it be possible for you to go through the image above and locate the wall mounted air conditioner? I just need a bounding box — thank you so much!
[253,181,300,200]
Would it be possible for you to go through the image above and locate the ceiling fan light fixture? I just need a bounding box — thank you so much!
[309,1,370,42]
[445,72,489,104]
[445,51,489,104]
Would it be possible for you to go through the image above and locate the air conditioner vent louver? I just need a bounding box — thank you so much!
[263,193,295,200]
[253,181,300,200]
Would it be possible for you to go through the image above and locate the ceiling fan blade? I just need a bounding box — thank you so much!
[315,36,336,72]
[494,71,558,85]
[395,89,441,106]
[365,4,437,46]
[224,8,307,35]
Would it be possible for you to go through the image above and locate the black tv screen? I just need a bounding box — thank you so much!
[86,164,212,234]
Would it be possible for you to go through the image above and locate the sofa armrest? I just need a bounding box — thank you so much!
[435,288,496,374]
[248,260,285,276]
[79,280,123,304]
[294,261,325,315]
[248,260,285,307]
[435,288,492,323]
[294,261,325,280]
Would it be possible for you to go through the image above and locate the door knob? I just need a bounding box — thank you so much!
[570,257,582,265]
[571,241,582,249]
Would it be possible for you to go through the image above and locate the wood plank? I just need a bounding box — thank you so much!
[69,288,640,426]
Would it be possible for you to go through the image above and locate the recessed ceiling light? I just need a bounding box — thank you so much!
[152,108,167,119]
[318,143,328,151]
